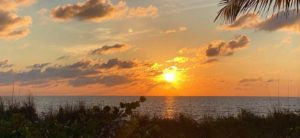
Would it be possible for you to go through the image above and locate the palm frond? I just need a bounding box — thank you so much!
[215,0,300,23]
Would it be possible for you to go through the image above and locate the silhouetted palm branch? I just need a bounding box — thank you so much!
[215,0,300,23]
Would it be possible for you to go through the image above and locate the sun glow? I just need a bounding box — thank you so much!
[164,72,176,82]
[162,66,180,83]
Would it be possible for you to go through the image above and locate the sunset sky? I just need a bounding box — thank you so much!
[0,0,299,96]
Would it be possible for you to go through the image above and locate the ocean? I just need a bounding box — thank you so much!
[3,96,300,120]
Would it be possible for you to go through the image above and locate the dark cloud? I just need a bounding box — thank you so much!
[68,61,90,69]
[0,10,31,40]
[0,61,97,86]
[99,75,131,86]
[265,79,275,83]
[51,0,116,22]
[99,58,136,69]
[90,44,129,55]
[51,0,158,23]
[69,75,131,87]
[206,42,225,57]
[206,35,250,57]
[26,63,50,69]
[0,71,14,85]
[257,10,300,32]
[57,55,70,60]
[0,59,138,87]
[68,77,99,87]
[19,79,50,87]
[240,78,262,83]
[0,60,14,68]
[202,59,219,64]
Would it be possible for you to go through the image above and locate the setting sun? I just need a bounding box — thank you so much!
[164,72,176,82]
[161,66,181,83]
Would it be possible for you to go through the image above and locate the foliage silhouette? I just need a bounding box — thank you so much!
[215,0,300,23]
[0,96,300,137]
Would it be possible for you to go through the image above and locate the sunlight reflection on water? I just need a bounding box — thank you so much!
[163,97,175,118]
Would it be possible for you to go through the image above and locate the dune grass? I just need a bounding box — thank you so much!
[0,96,300,138]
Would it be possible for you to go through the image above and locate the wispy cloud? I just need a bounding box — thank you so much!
[220,11,300,33]
[98,58,136,69]
[90,44,130,55]
[164,2,216,14]
[26,63,51,70]
[218,13,260,31]
[163,26,187,34]
[240,77,263,84]
[0,60,13,69]
[63,43,131,60]
[202,58,218,65]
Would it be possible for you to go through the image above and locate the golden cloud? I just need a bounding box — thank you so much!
[0,0,34,40]
[0,11,32,40]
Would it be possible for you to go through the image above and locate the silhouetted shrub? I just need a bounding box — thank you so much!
[1,96,300,137]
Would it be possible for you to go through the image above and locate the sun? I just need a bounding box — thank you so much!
[164,72,176,83]
[162,66,179,83]
[155,66,184,85]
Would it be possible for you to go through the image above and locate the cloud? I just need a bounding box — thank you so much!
[219,13,260,30]
[220,11,300,33]
[0,0,34,40]
[26,63,51,69]
[57,55,70,60]
[0,60,13,68]
[257,11,300,32]
[281,36,292,45]
[15,0,36,7]
[0,0,36,11]
[239,78,262,83]
[166,56,189,63]
[0,61,96,86]
[69,75,131,87]
[239,78,276,86]
[68,76,99,87]
[0,71,15,85]
[90,43,130,55]
[99,75,131,86]
[37,8,51,25]
[206,35,250,57]
[173,35,250,66]
[202,59,219,64]
[127,5,158,18]
[51,0,158,23]
[164,26,187,34]
[0,58,139,87]
[98,58,136,69]
[265,79,275,83]
[0,10,32,40]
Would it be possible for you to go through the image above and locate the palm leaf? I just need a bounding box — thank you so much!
[215,0,300,23]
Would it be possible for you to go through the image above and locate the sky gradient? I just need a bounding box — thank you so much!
[0,0,299,96]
